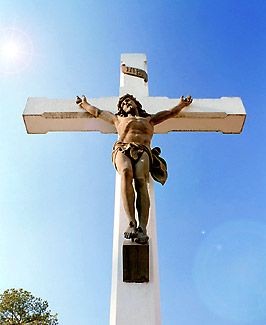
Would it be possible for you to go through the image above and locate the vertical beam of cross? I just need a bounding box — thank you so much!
[109,54,161,325]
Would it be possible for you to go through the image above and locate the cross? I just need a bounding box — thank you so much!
[23,53,246,325]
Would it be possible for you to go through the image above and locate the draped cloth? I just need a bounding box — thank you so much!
[112,141,168,185]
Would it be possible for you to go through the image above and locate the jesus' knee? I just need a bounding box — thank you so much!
[135,176,147,188]
[120,167,133,183]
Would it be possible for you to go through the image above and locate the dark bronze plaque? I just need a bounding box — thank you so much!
[123,241,149,283]
[121,64,148,83]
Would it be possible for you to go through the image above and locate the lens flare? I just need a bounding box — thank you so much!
[0,27,34,74]
[193,219,266,322]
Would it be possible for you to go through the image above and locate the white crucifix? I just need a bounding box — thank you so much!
[23,53,246,325]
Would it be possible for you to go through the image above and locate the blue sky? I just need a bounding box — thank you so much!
[0,0,265,324]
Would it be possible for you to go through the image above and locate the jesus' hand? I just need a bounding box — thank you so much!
[76,95,88,107]
[180,95,192,107]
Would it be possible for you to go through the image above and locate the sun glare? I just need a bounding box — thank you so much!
[0,27,34,74]
[1,41,20,60]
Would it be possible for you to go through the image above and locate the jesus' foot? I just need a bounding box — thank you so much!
[135,227,149,244]
[124,221,137,240]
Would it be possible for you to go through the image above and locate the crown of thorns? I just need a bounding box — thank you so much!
[116,94,150,117]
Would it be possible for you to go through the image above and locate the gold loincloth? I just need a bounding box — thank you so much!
[112,141,168,185]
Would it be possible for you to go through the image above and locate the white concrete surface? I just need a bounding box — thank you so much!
[110,175,161,325]
[110,54,161,325]
[120,53,149,98]
[23,96,246,134]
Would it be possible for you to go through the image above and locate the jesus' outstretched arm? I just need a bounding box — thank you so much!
[76,95,117,125]
[150,95,192,125]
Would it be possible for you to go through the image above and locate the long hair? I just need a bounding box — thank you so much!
[116,94,150,117]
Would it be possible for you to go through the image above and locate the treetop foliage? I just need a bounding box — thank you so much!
[0,288,58,324]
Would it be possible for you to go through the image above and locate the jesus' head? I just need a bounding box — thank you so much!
[116,94,150,117]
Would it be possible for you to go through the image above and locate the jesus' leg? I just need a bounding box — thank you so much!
[115,151,137,239]
[134,151,150,244]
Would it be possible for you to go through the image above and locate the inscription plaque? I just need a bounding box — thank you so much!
[121,64,148,82]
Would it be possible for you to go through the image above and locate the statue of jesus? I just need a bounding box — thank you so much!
[76,94,192,244]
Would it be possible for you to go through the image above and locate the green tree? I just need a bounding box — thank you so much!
[0,288,58,324]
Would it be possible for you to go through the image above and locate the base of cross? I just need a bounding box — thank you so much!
[123,241,149,283]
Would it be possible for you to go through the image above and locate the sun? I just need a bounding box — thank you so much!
[0,27,34,74]
[1,41,20,61]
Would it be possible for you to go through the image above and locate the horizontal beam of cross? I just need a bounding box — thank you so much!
[23,96,246,134]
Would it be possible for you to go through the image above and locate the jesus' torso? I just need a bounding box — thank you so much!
[115,116,154,146]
